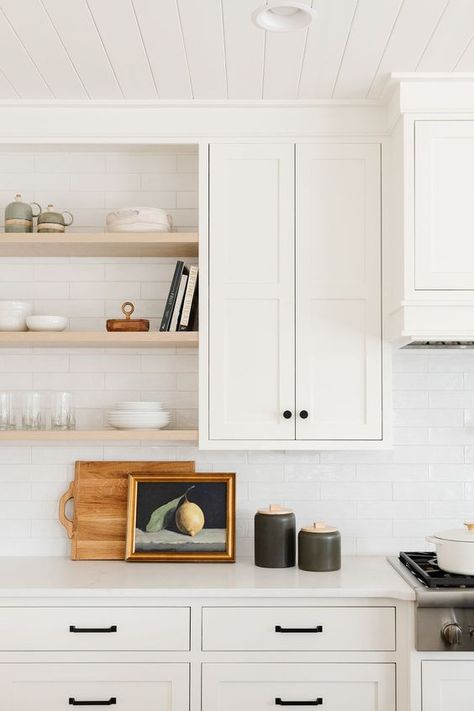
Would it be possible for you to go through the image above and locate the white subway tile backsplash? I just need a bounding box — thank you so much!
[393,373,464,390]
[70,173,141,192]
[430,464,474,481]
[394,409,463,427]
[393,482,464,500]
[393,445,465,463]
[320,482,392,500]
[357,463,429,481]
[357,500,429,519]
[284,464,356,482]
[393,391,429,409]
[104,191,177,209]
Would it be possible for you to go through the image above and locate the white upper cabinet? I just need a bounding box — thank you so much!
[205,142,383,448]
[296,144,382,440]
[415,121,474,290]
[208,144,295,440]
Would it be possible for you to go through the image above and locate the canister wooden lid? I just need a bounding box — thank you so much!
[257,503,294,515]
[301,521,339,534]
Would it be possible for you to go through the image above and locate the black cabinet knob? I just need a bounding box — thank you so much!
[283,410,292,419]
[299,410,309,419]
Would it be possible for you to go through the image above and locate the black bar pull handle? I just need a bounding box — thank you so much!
[275,698,323,707]
[275,625,323,634]
[69,625,117,634]
[69,698,116,706]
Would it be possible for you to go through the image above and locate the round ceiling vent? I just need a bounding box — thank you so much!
[252,2,316,32]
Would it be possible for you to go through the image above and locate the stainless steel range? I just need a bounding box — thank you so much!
[390,552,474,652]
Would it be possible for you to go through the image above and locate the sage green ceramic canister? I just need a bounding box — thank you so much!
[4,194,42,232]
[37,204,74,233]
[298,522,341,572]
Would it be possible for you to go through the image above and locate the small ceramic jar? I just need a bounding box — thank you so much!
[254,504,296,568]
[4,194,42,233]
[37,204,74,233]
[298,522,341,572]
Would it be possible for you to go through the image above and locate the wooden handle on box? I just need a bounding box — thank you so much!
[59,481,75,539]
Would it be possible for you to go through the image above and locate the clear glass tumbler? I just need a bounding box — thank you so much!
[22,391,42,430]
[51,391,76,431]
[0,392,15,430]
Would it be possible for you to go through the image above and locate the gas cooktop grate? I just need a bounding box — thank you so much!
[399,551,474,588]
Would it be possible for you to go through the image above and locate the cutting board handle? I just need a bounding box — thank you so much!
[59,482,74,539]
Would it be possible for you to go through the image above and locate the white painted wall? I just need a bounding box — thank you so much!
[0,143,471,559]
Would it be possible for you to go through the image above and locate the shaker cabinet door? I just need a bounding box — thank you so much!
[422,661,474,711]
[295,144,382,440]
[208,144,295,440]
[415,121,474,290]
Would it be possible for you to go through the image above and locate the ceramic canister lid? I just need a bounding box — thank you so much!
[301,521,339,534]
[257,503,294,515]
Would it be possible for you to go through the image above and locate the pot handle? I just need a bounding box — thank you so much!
[30,202,42,217]
[426,536,442,546]
[62,211,74,226]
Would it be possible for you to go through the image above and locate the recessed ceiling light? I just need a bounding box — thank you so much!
[252,2,316,32]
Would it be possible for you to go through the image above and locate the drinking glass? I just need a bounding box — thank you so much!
[22,391,42,430]
[0,392,15,430]
[51,391,76,431]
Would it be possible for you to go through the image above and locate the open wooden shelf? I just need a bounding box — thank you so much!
[0,331,199,348]
[0,232,198,257]
[0,429,198,442]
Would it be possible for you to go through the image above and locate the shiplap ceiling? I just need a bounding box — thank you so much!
[0,0,473,101]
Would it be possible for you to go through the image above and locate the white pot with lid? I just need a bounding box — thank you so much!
[427,523,474,575]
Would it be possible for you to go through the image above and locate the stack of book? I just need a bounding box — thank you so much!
[159,261,199,332]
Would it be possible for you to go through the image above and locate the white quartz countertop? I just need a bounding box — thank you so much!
[0,556,414,600]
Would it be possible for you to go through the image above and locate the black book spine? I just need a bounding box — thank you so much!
[159,261,185,331]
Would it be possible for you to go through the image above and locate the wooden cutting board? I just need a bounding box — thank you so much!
[59,460,195,560]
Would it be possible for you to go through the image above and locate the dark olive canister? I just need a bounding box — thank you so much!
[298,522,341,572]
[254,504,296,568]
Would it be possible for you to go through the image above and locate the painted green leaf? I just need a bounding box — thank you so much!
[145,485,195,533]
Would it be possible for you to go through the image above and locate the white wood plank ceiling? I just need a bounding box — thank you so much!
[0,0,472,101]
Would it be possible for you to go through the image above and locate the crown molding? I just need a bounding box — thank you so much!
[0,98,384,110]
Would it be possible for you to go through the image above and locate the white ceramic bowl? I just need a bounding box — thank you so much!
[26,316,68,332]
[0,313,28,331]
[112,402,163,411]
[0,301,33,314]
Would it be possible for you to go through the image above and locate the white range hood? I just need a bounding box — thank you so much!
[387,77,474,350]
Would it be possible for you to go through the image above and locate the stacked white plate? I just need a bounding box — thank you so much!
[107,402,170,430]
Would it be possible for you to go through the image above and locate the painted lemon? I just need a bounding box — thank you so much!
[175,498,205,537]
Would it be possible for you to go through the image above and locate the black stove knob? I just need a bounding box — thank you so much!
[442,623,462,646]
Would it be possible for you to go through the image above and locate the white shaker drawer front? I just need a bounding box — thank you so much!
[0,663,189,711]
[202,606,395,651]
[0,607,190,651]
[202,663,395,711]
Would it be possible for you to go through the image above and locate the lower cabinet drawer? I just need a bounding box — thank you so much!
[422,661,474,710]
[0,663,189,711]
[0,607,190,651]
[202,606,395,651]
[202,663,395,711]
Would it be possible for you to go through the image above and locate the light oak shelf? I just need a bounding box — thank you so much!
[0,331,199,348]
[0,232,198,257]
[0,429,198,442]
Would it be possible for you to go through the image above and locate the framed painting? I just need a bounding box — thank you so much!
[125,472,235,562]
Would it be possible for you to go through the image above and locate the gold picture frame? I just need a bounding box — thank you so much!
[125,472,235,562]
